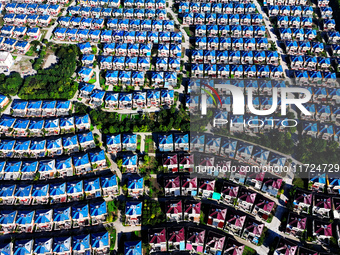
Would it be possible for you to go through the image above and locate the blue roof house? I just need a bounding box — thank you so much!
[106,134,121,154]
[89,150,107,170]
[90,201,107,224]
[72,204,90,228]
[84,178,101,199]
[78,131,95,150]
[15,210,35,233]
[158,134,174,152]
[33,238,53,255]
[66,179,83,202]
[101,175,118,196]
[53,207,71,231]
[122,154,138,173]
[72,234,91,254]
[127,177,144,198]
[50,182,67,204]
[4,161,22,181]
[125,202,142,226]
[14,240,33,255]
[73,153,91,175]
[0,210,17,233]
[91,232,110,254]
[46,137,62,156]
[20,161,38,181]
[53,237,71,255]
[31,184,49,205]
[122,134,137,151]
[34,209,53,232]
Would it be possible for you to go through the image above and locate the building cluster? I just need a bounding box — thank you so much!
[0,233,110,255]
[0,98,119,254]
[0,200,108,233]
[79,84,174,108]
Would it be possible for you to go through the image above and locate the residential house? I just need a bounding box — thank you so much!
[31,184,49,204]
[72,204,90,228]
[237,188,256,213]
[90,201,107,224]
[127,177,144,198]
[34,209,53,232]
[16,210,35,232]
[186,228,205,253]
[125,201,142,226]
[207,205,227,229]
[313,220,332,244]
[252,195,275,221]
[242,218,264,245]
[198,179,215,198]
[184,201,201,223]
[149,228,167,253]
[204,232,225,255]
[285,212,307,237]
[166,200,183,222]
[293,189,313,214]
[312,194,332,218]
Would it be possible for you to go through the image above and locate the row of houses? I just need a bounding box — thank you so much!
[81,0,166,8]
[279,27,317,40]
[56,28,182,43]
[79,0,120,7]
[0,149,107,180]
[182,13,265,27]
[0,232,109,255]
[285,40,325,55]
[98,56,180,71]
[187,13,264,26]
[194,25,266,39]
[148,227,250,254]
[10,100,72,117]
[166,198,272,235]
[187,134,288,168]
[0,174,116,205]
[265,0,308,6]
[276,15,314,28]
[0,25,42,38]
[308,172,340,195]
[3,14,53,28]
[0,131,95,158]
[66,6,167,19]
[163,171,282,197]
[267,4,314,17]
[302,121,340,140]
[5,3,61,16]
[274,237,333,255]
[0,38,30,53]
[0,115,89,135]
[178,1,257,14]
[294,70,337,85]
[191,63,284,78]
[103,70,177,87]
[188,78,287,94]
[57,16,175,31]
[80,86,175,108]
[0,203,108,233]
[191,50,279,65]
[0,116,90,137]
[300,103,340,121]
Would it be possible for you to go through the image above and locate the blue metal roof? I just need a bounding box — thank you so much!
[75,114,90,125]
[21,161,38,173]
[50,183,66,196]
[53,237,71,253]
[125,241,142,255]
[72,204,89,220]
[34,209,52,224]
[0,210,16,224]
[13,119,29,129]
[60,116,74,128]
[78,131,94,144]
[125,201,142,216]
[73,153,90,167]
[5,161,22,173]
[90,201,107,216]
[67,180,83,194]
[33,238,52,255]
[55,157,72,171]
[30,140,46,151]
[32,184,49,197]
[128,177,144,189]
[44,118,59,129]
[91,232,109,249]
[0,116,16,128]
[101,175,117,189]
[84,178,100,192]
[53,207,70,222]
[16,211,34,225]
[14,240,33,255]
[89,150,106,163]
[73,234,90,251]
[46,138,62,150]
[0,185,16,197]
[56,101,71,109]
